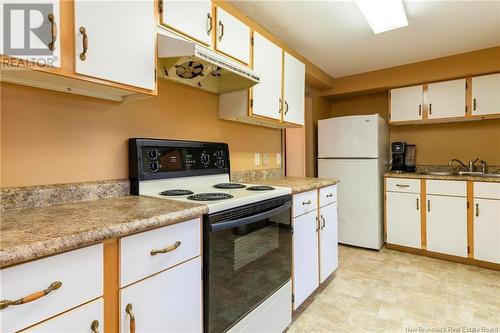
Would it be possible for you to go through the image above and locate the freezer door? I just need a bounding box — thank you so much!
[318,115,381,158]
[318,159,383,250]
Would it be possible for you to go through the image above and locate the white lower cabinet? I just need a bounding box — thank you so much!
[319,202,338,283]
[23,298,103,333]
[292,209,319,310]
[426,194,467,257]
[473,198,500,264]
[120,256,202,333]
[386,192,421,249]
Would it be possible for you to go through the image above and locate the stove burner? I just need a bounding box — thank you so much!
[187,193,233,201]
[159,189,194,196]
[213,183,246,189]
[246,185,275,191]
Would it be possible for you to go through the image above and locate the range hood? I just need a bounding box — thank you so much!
[157,27,260,94]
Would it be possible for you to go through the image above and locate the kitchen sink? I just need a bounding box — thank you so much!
[420,171,458,176]
[459,171,500,178]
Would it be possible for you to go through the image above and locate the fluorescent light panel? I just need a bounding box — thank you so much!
[356,0,408,34]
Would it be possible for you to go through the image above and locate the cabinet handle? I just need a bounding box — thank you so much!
[315,216,320,232]
[475,203,479,217]
[320,215,326,230]
[90,320,100,333]
[206,13,213,35]
[0,281,62,310]
[150,241,181,256]
[473,98,477,111]
[79,27,88,61]
[418,104,421,116]
[429,103,432,115]
[396,184,410,188]
[279,98,283,114]
[126,303,136,333]
[427,200,430,212]
[218,20,224,41]
[48,13,57,51]
[326,193,334,198]
[302,200,312,205]
[284,100,289,115]
[416,198,419,210]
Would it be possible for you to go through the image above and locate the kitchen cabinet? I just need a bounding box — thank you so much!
[427,79,466,119]
[319,202,338,283]
[386,192,421,249]
[471,73,500,116]
[74,0,156,90]
[161,0,213,46]
[473,182,500,264]
[389,85,423,122]
[215,7,250,64]
[292,209,319,310]
[251,31,283,121]
[23,298,103,333]
[120,256,202,333]
[426,194,467,257]
[283,52,306,125]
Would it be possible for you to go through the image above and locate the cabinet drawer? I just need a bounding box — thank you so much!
[386,178,420,193]
[474,182,500,200]
[0,244,103,333]
[426,180,466,197]
[319,185,337,207]
[23,298,103,333]
[120,218,201,287]
[293,190,318,217]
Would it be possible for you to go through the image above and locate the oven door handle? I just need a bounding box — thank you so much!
[210,201,292,232]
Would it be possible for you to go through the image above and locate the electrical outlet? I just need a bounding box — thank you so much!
[255,153,261,166]
[276,153,281,165]
[262,153,269,166]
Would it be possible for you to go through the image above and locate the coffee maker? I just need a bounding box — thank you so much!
[391,142,416,172]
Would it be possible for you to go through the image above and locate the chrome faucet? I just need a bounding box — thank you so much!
[479,159,487,173]
[448,159,468,171]
[468,158,480,172]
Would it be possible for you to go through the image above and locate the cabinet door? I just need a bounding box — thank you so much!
[120,257,202,333]
[23,298,103,333]
[474,198,500,264]
[427,79,466,119]
[472,73,500,116]
[283,52,305,125]
[390,85,423,122]
[0,0,61,68]
[319,202,338,283]
[74,0,155,90]
[386,192,421,249]
[215,7,250,64]
[292,210,319,309]
[162,0,212,46]
[251,32,282,121]
[426,195,467,257]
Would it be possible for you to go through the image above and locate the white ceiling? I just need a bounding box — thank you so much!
[229,0,500,78]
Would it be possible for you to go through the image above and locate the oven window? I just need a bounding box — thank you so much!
[206,208,292,333]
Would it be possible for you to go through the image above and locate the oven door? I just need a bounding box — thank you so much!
[204,195,292,333]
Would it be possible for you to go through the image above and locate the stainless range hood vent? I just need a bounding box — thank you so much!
[157,27,260,94]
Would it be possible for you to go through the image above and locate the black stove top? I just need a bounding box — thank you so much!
[213,183,246,189]
[159,189,194,196]
[246,185,275,191]
[187,193,234,201]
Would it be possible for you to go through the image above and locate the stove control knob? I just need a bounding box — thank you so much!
[216,159,225,168]
[149,161,160,172]
[201,151,210,166]
[148,149,160,160]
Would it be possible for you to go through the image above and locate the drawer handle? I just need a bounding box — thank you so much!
[475,203,479,217]
[396,184,410,188]
[48,13,57,51]
[150,241,181,256]
[0,281,62,310]
[302,200,312,205]
[90,320,100,333]
[79,26,88,61]
[320,215,326,230]
[126,303,136,333]
[326,193,334,198]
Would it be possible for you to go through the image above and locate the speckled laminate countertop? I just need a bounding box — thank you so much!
[0,196,208,268]
[251,177,339,194]
[384,172,500,183]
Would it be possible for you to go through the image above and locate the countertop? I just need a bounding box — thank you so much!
[384,172,500,183]
[0,196,208,268]
[251,176,339,194]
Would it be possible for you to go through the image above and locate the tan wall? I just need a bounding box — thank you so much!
[0,80,282,187]
[305,93,331,177]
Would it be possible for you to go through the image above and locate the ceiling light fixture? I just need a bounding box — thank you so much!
[355,0,408,34]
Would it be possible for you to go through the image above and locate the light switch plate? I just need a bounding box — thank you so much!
[262,153,269,166]
[255,153,261,166]
[276,153,281,165]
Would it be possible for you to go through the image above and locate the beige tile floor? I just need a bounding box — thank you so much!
[289,245,500,333]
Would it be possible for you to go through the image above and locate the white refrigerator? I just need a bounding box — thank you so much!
[318,114,388,250]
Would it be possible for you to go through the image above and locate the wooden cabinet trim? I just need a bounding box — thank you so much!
[104,239,119,333]
[420,179,427,250]
[467,181,474,259]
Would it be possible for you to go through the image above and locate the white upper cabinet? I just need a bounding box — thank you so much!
[283,52,305,125]
[390,85,423,122]
[74,0,155,90]
[251,32,283,121]
[215,7,250,64]
[471,73,500,116]
[427,79,466,119]
[161,0,212,46]
[0,0,61,68]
